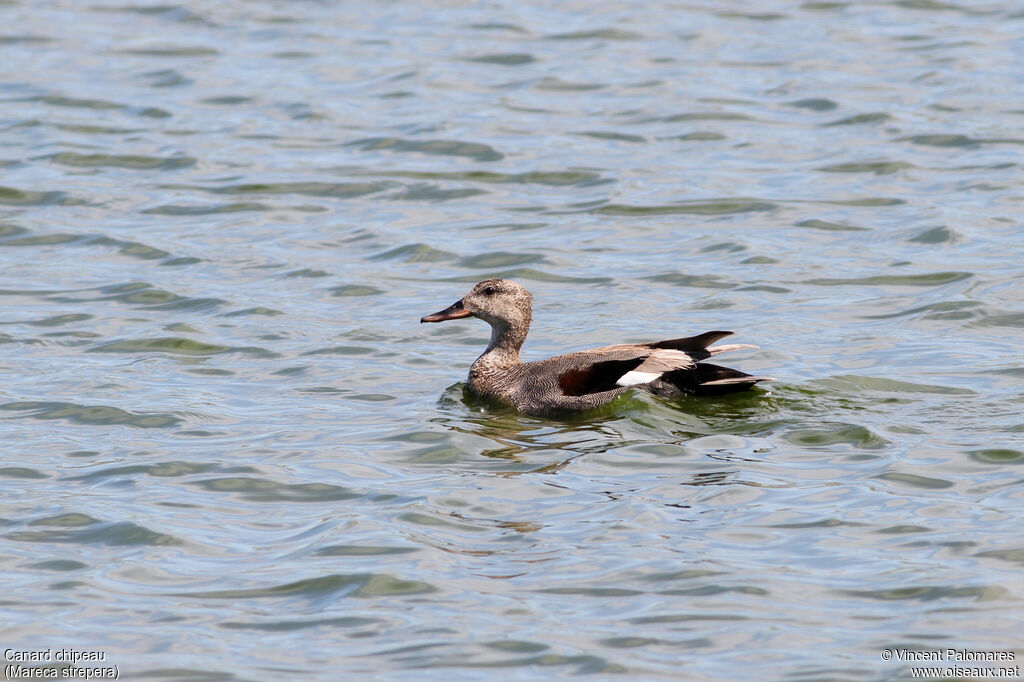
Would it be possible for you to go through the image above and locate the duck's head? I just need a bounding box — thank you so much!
[421,279,533,330]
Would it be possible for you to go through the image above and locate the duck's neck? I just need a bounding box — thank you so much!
[473,317,529,373]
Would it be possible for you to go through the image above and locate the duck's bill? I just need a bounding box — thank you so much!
[420,299,472,323]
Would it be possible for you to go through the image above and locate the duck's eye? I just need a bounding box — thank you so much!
[483,286,496,296]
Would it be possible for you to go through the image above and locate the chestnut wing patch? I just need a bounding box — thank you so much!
[557,358,646,397]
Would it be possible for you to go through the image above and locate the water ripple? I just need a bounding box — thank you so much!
[347,137,504,162]
[7,520,180,546]
[592,200,776,215]
[1,401,182,428]
[178,574,437,601]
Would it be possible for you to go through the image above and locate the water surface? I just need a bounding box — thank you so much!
[1,1,1023,680]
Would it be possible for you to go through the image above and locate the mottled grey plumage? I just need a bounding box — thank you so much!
[421,279,772,416]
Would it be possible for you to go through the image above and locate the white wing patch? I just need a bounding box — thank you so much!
[614,349,697,387]
[616,370,662,387]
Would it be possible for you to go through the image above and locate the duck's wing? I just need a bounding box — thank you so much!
[548,331,766,398]
[546,347,696,397]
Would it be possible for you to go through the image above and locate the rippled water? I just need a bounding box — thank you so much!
[2,1,1023,679]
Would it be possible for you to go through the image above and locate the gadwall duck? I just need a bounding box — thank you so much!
[421,279,772,417]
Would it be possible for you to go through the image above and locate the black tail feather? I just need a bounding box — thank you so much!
[651,327,733,350]
[651,363,769,397]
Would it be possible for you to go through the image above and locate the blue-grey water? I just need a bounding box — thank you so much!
[2,1,1022,680]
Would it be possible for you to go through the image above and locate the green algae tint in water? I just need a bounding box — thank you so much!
[0,1,1022,680]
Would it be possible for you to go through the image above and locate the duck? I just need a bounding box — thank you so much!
[421,279,773,417]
